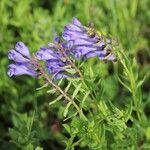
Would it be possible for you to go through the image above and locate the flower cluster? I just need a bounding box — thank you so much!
[36,38,71,80]
[8,42,38,77]
[8,18,116,79]
[63,18,116,60]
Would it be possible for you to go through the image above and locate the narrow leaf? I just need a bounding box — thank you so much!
[49,95,63,105]
[58,78,63,86]
[66,68,76,74]
[82,91,90,104]
[63,124,71,133]
[47,88,56,94]
[36,83,48,90]
[118,77,131,92]
[72,83,82,99]
[65,82,72,93]
[35,147,43,150]
[63,112,77,121]
[124,101,132,122]
[137,75,146,88]
[64,102,72,117]
[89,67,94,78]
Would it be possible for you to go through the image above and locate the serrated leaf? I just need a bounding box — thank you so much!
[36,83,48,90]
[49,95,63,105]
[64,102,72,117]
[72,83,82,99]
[65,82,72,93]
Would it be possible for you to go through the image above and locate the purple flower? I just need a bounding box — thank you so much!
[8,63,37,77]
[63,18,116,61]
[72,44,105,58]
[36,47,60,60]
[36,43,71,80]
[62,40,74,49]
[46,60,66,74]
[8,49,30,62]
[54,73,68,80]
[8,18,116,80]
[8,42,37,77]
[85,50,107,59]
[15,42,31,58]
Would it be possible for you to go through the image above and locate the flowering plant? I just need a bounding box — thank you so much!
[7,18,146,150]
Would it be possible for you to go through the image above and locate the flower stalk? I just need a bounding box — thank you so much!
[57,44,83,79]
[34,59,87,120]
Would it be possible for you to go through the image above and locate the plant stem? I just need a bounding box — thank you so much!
[37,62,87,121]
[117,50,142,121]
[58,45,83,79]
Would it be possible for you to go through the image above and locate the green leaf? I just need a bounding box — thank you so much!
[36,83,48,90]
[63,112,78,121]
[82,91,90,104]
[49,95,63,105]
[58,78,63,86]
[24,144,34,150]
[66,68,76,74]
[124,101,132,122]
[9,128,19,141]
[63,124,71,133]
[137,75,146,88]
[142,143,150,149]
[47,88,56,94]
[72,83,82,99]
[35,146,43,150]
[65,82,72,93]
[27,111,35,132]
[89,66,94,78]
[64,102,72,117]
[130,0,138,18]
[118,76,131,92]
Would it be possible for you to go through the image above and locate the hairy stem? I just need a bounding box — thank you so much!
[36,61,87,120]
[58,45,83,79]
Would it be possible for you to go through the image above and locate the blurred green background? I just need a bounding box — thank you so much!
[0,0,149,149]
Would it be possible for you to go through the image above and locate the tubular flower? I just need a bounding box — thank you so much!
[8,63,37,77]
[8,42,38,77]
[8,18,116,80]
[35,38,73,80]
[63,18,116,61]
